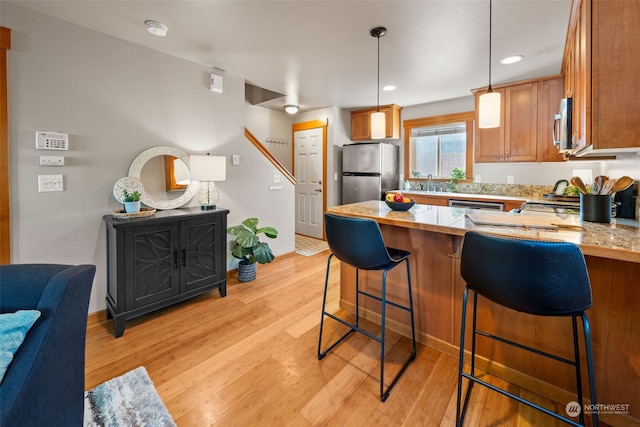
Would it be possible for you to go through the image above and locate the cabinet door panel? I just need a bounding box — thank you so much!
[505,83,537,161]
[537,78,565,162]
[592,0,640,149]
[181,216,224,292]
[351,111,371,140]
[126,224,180,310]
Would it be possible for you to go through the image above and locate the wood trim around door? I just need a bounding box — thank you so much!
[1,27,11,264]
[292,119,328,220]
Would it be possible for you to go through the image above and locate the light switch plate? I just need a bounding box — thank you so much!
[38,175,63,192]
[232,154,240,165]
[40,155,64,166]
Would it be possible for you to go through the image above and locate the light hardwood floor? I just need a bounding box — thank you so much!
[85,249,603,426]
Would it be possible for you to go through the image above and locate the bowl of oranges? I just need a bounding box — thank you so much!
[385,192,415,211]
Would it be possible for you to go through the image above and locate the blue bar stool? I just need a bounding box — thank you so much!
[318,213,416,402]
[456,231,598,426]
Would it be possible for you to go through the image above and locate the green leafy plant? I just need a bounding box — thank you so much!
[447,167,466,191]
[123,190,141,202]
[228,218,278,265]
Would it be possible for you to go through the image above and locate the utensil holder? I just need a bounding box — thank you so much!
[580,194,611,223]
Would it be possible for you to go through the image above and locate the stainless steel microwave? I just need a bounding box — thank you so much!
[553,97,572,153]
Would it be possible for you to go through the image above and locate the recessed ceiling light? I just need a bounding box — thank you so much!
[145,20,168,37]
[500,55,524,65]
[383,85,396,91]
[284,105,299,114]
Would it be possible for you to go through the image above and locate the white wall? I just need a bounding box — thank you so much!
[3,3,294,314]
[244,104,294,171]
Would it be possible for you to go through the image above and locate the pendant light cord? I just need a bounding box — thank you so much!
[488,0,493,93]
[376,32,381,112]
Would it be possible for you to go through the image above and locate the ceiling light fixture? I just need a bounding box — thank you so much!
[145,20,168,37]
[478,0,501,129]
[383,85,396,91]
[500,55,524,65]
[370,26,387,139]
[284,105,299,114]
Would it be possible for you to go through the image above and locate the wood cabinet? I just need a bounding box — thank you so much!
[474,77,564,163]
[389,191,525,212]
[563,0,640,154]
[409,194,449,206]
[104,207,228,337]
[537,77,566,162]
[351,104,402,141]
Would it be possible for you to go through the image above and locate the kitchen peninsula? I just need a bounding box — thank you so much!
[328,201,640,425]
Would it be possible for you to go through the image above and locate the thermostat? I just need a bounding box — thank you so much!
[35,131,69,150]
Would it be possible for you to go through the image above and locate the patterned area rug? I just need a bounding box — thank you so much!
[295,234,329,256]
[84,366,176,427]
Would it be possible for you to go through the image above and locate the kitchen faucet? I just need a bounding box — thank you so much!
[426,174,433,191]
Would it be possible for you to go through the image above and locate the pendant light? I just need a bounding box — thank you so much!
[370,26,387,139]
[478,0,501,129]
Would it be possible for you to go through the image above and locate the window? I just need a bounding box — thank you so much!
[403,112,474,180]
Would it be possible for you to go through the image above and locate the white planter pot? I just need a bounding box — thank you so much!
[124,201,141,213]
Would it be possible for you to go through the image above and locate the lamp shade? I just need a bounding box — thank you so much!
[189,155,226,182]
[371,111,386,139]
[478,91,501,129]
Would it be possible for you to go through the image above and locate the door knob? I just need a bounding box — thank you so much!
[315,189,322,192]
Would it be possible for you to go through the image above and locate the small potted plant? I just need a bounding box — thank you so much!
[122,190,142,213]
[447,168,466,192]
[228,218,278,282]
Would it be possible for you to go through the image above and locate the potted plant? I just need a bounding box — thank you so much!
[122,190,142,213]
[228,218,278,282]
[447,168,466,192]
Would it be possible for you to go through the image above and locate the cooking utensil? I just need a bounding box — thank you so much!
[570,176,589,194]
[599,179,615,195]
[609,176,633,194]
[592,175,608,194]
[552,179,569,195]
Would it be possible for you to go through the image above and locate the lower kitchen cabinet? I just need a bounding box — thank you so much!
[103,207,229,337]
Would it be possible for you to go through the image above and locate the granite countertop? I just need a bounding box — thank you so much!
[392,190,528,203]
[328,201,640,263]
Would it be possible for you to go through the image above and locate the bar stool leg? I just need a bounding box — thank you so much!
[317,254,334,359]
[405,258,417,359]
[456,286,471,426]
[380,269,389,401]
[581,313,599,427]
[317,254,356,360]
[572,315,586,425]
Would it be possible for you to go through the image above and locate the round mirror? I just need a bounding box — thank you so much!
[129,146,198,209]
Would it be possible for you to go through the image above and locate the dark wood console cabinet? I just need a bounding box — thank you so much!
[103,207,229,337]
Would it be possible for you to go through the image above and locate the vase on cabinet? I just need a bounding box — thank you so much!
[124,201,141,213]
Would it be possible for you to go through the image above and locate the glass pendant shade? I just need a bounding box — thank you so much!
[371,111,386,139]
[478,91,501,129]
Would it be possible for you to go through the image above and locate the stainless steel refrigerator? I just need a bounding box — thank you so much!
[342,142,399,204]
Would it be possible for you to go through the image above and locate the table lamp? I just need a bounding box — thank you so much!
[189,154,226,210]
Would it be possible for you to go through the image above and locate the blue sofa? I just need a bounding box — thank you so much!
[0,264,96,427]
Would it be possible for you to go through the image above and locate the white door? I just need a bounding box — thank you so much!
[294,127,323,238]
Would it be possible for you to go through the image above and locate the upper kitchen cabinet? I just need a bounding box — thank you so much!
[564,0,640,156]
[474,77,564,163]
[351,104,402,141]
[537,77,566,162]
